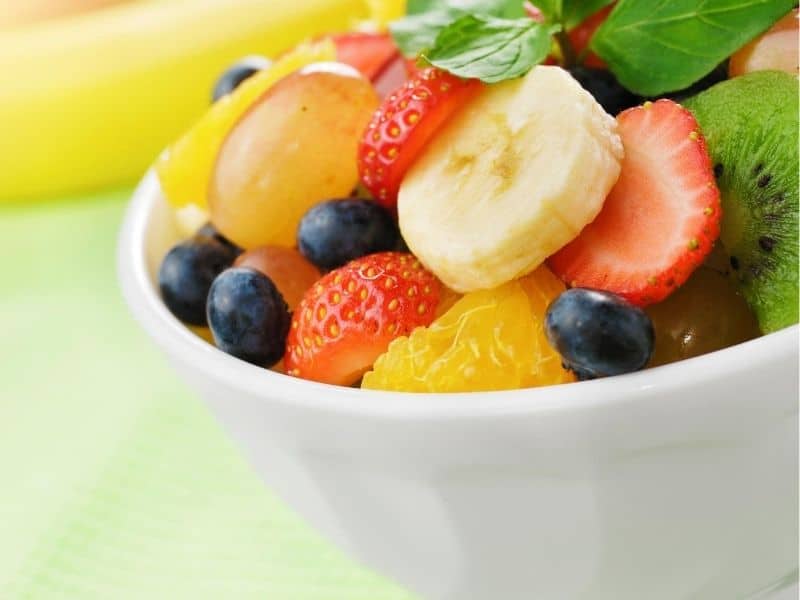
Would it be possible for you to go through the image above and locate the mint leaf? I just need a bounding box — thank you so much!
[423,15,558,83]
[391,0,526,57]
[427,0,527,19]
[391,8,462,57]
[562,0,613,29]
[591,0,797,96]
[451,0,526,19]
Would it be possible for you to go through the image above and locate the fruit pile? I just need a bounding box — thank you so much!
[156,4,798,393]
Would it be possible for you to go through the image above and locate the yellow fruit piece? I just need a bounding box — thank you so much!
[156,39,337,209]
[362,267,574,393]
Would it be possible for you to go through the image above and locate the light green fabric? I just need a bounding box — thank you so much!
[0,190,415,599]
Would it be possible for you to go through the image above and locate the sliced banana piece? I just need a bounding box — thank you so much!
[398,66,624,293]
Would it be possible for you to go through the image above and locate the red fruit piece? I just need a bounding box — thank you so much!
[403,57,423,79]
[358,67,482,209]
[373,54,413,99]
[332,33,411,99]
[332,32,399,80]
[284,252,441,385]
[548,99,721,306]
[568,4,613,68]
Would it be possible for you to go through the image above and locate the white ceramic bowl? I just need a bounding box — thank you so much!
[118,171,799,600]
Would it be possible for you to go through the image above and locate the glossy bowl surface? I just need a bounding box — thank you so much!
[119,171,799,600]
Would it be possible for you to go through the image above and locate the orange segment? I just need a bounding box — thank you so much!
[362,266,574,392]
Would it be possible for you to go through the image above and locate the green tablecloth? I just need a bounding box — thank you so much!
[0,189,414,599]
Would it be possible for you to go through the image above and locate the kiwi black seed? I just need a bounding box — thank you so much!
[684,71,798,334]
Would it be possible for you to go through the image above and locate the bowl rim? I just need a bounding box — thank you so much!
[118,170,799,420]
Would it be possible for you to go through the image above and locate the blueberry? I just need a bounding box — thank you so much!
[297,199,399,270]
[207,268,290,367]
[159,238,238,325]
[212,56,271,102]
[195,222,242,255]
[544,288,654,380]
[568,67,641,116]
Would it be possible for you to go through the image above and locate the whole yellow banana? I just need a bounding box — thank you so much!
[0,0,383,202]
[0,0,133,30]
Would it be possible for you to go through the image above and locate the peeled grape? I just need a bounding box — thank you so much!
[646,266,760,367]
[729,9,798,77]
[235,246,320,310]
[210,63,379,249]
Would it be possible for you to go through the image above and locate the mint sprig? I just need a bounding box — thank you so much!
[407,0,525,17]
[390,0,525,58]
[424,15,559,83]
[391,8,465,57]
[390,0,795,92]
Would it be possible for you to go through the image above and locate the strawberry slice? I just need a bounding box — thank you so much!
[548,99,721,306]
[332,32,399,80]
[284,252,441,385]
[358,68,482,209]
[332,32,411,98]
[404,57,423,79]
[372,54,413,99]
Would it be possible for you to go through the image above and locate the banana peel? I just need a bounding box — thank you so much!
[0,0,404,202]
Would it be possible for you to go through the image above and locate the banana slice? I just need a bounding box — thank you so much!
[398,66,624,293]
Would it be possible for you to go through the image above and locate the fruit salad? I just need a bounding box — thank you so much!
[155,2,799,393]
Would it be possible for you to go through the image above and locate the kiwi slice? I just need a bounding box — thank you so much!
[684,71,798,334]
